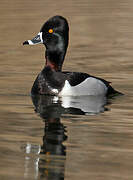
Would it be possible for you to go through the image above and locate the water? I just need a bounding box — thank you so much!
[0,0,133,179]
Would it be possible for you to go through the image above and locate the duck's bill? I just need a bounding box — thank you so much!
[23,32,43,45]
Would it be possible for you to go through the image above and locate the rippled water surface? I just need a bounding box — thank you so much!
[0,0,133,179]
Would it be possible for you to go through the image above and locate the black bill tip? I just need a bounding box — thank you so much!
[23,41,29,45]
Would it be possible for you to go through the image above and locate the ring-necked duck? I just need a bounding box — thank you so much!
[23,15,120,96]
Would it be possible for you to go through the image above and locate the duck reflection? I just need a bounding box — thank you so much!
[32,95,68,180]
[32,94,107,116]
[33,95,107,179]
[23,95,107,180]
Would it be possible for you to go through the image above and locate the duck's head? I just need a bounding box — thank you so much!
[23,16,69,71]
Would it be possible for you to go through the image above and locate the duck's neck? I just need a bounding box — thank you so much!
[45,49,66,71]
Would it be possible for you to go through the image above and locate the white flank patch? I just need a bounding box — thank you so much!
[59,77,107,96]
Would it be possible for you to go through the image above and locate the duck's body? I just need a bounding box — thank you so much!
[23,15,119,97]
[31,68,116,96]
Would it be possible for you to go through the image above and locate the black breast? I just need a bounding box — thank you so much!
[31,66,66,95]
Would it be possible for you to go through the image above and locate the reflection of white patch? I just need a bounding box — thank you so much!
[59,78,107,96]
[61,95,106,114]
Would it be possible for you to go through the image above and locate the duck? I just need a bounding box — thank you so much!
[23,15,120,96]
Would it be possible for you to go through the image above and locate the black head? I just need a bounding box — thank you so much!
[23,16,69,71]
[40,16,69,50]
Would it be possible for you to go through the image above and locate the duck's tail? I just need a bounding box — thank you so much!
[107,85,123,98]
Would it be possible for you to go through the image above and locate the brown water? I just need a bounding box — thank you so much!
[0,0,133,179]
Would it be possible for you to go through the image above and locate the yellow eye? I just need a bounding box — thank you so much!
[48,29,53,34]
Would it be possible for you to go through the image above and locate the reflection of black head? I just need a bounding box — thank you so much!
[39,117,67,180]
[41,118,67,156]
